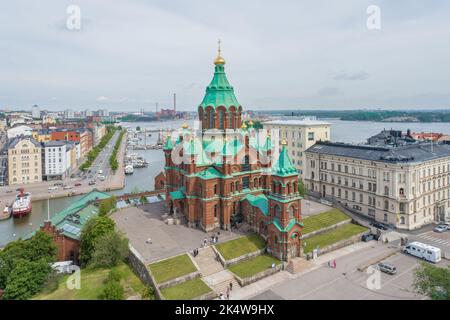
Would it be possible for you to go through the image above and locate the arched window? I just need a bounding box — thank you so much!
[274,205,281,219]
[208,110,214,128]
[384,200,389,210]
[288,205,295,218]
[259,177,263,188]
[231,182,234,193]
[242,155,250,171]
[198,184,202,196]
[311,171,315,180]
[384,186,389,196]
[400,216,405,224]
[272,181,276,193]
[213,184,218,195]
[219,110,224,129]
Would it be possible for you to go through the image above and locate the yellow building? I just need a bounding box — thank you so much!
[263,119,331,177]
[8,137,42,185]
[32,130,52,142]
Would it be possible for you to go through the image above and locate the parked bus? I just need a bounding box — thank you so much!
[403,241,441,263]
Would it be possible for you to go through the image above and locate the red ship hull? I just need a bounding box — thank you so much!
[12,204,32,218]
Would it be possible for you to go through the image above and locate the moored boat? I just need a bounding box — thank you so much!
[125,165,134,175]
[0,205,12,221]
[12,188,32,218]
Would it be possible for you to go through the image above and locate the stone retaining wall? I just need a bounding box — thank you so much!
[194,289,219,300]
[302,219,352,240]
[158,271,201,290]
[232,264,282,287]
[306,231,367,258]
[212,245,266,268]
[127,245,163,300]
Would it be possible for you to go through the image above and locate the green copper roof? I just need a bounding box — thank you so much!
[196,167,223,179]
[241,194,268,216]
[271,218,304,233]
[163,137,173,150]
[170,188,186,200]
[272,145,298,177]
[199,64,240,110]
[25,190,110,240]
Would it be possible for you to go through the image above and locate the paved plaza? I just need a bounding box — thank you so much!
[111,201,245,263]
[249,242,449,300]
[301,199,332,217]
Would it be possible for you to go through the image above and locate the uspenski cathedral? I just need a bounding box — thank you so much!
[158,45,304,261]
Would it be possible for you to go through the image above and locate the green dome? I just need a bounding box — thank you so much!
[199,64,240,110]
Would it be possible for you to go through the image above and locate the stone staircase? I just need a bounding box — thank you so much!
[194,246,241,295]
[286,257,313,274]
[194,246,224,276]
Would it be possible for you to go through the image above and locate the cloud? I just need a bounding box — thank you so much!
[333,71,370,81]
[0,1,450,110]
[317,87,341,97]
[96,96,109,101]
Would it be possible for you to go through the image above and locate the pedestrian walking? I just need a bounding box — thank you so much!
[219,292,225,300]
[229,281,233,291]
[332,259,336,268]
[226,287,230,300]
[203,238,207,247]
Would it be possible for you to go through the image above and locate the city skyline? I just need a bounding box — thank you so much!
[1,1,450,111]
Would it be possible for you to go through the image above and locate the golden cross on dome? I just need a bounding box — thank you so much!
[218,39,222,55]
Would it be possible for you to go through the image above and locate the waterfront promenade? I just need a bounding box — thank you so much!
[0,130,127,208]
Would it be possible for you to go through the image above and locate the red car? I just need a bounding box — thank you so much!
[75,183,82,187]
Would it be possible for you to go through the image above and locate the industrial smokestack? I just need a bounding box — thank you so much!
[173,93,176,112]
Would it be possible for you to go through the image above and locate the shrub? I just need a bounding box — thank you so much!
[90,231,129,268]
[79,216,116,266]
[99,279,124,300]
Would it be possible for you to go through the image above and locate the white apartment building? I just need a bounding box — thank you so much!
[263,119,331,177]
[31,105,40,119]
[42,141,71,180]
[8,137,42,185]
[305,141,450,230]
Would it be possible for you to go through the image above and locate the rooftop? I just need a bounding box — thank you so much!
[307,141,450,164]
[263,119,331,126]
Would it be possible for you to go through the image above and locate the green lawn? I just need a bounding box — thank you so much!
[228,255,281,278]
[161,278,212,300]
[303,223,367,254]
[302,209,350,235]
[148,254,197,284]
[34,262,147,300]
[215,234,266,260]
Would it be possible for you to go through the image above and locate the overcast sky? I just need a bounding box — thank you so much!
[1,0,450,111]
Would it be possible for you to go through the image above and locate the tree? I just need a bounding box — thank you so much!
[298,178,307,197]
[98,196,117,216]
[0,231,56,290]
[413,263,450,300]
[79,216,116,266]
[90,231,129,268]
[3,259,52,300]
[136,126,141,131]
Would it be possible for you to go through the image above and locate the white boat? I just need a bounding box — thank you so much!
[1,206,12,221]
[12,188,32,218]
[125,165,134,175]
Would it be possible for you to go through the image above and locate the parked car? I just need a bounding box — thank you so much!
[375,262,397,275]
[89,180,96,186]
[434,224,448,233]
[54,182,64,187]
[98,175,105,181]
[371,222,388,231]
[74,183,82,187]
[362,233,379,242]
[48,186,58,191]
[63,185,73,190]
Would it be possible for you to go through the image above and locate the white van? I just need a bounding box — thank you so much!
[403,241,441,263]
